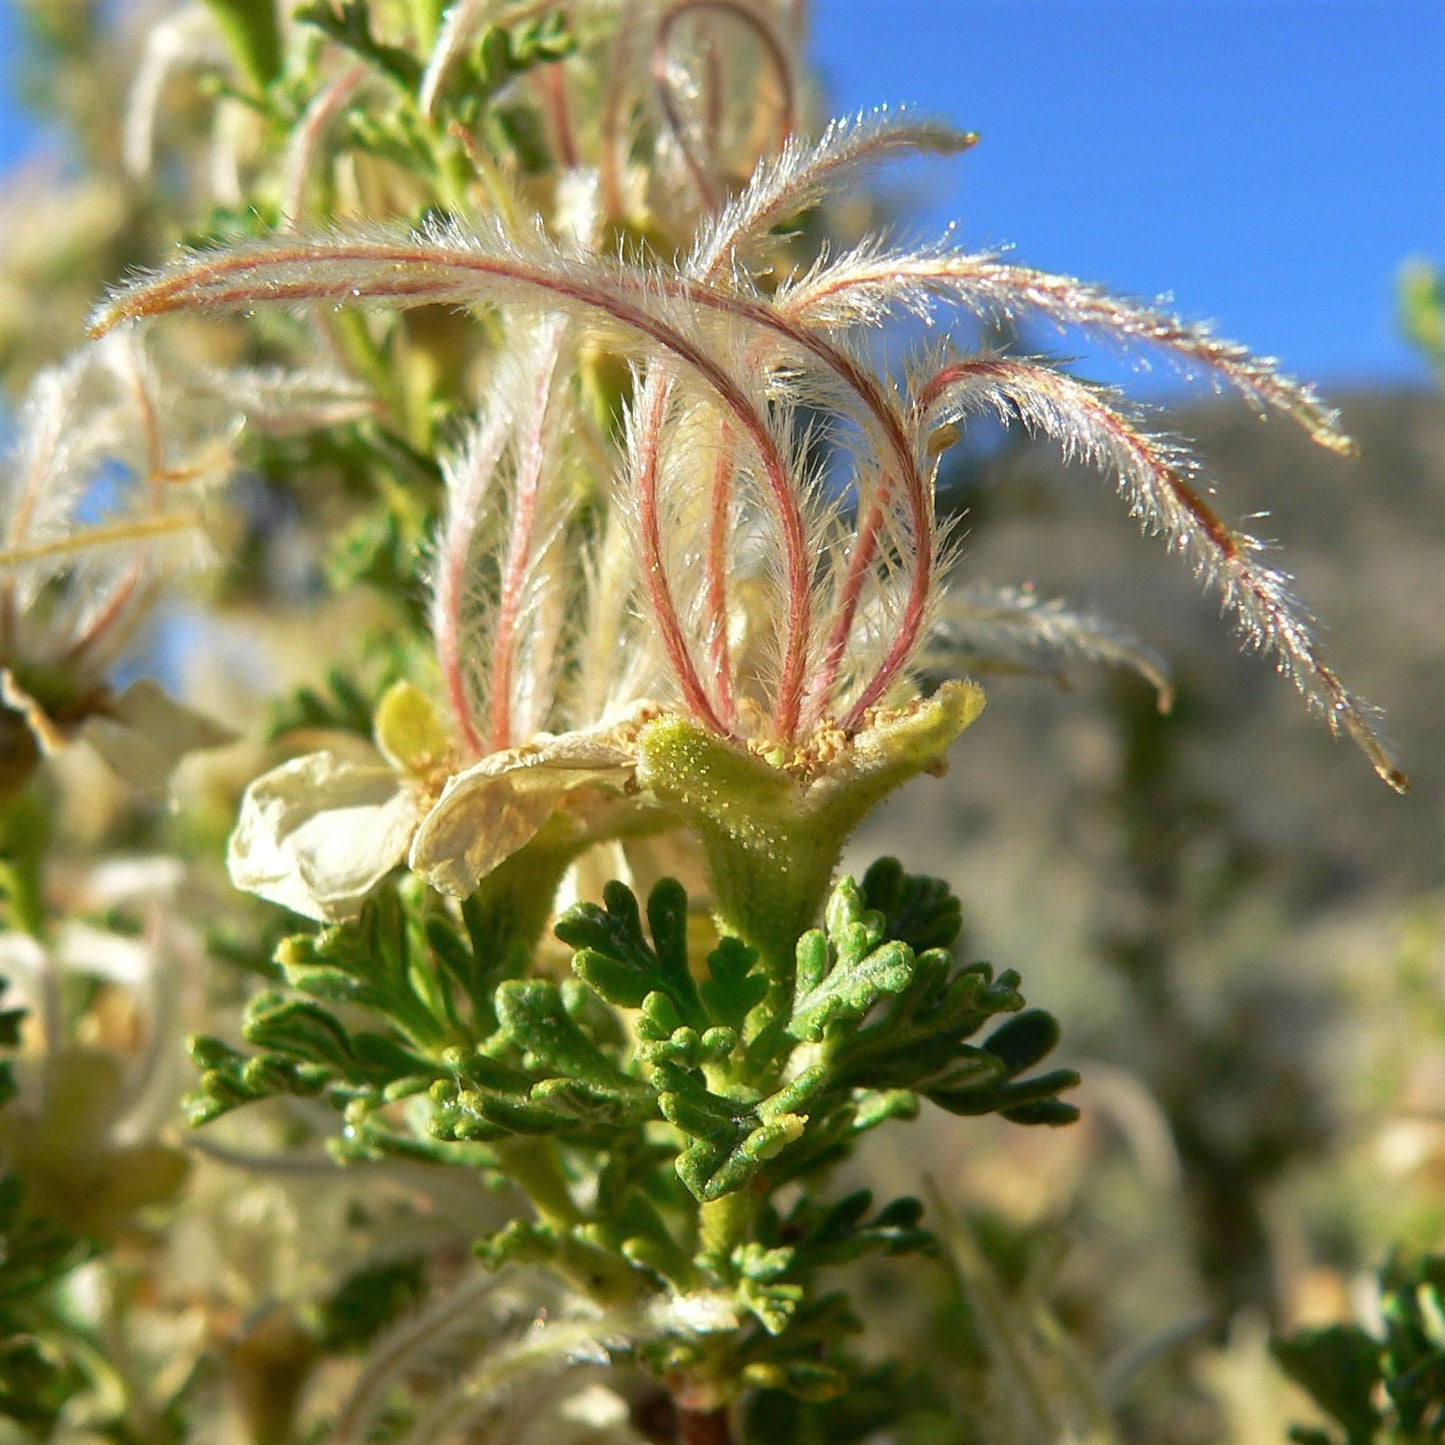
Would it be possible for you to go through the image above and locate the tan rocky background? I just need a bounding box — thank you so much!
[844,387,1445,1439]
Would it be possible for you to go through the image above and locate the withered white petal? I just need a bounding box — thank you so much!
[51,921,154,989]
[228,752,421,922]
[410,731,636,898]
[0,932,47,1003]
[80,679,233,794]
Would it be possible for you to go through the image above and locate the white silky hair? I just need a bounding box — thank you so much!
[91,110,1400,781]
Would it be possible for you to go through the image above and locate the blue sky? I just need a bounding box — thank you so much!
[810,0,1443,393]
[0,1,1439,394]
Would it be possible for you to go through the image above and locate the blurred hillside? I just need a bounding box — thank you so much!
[845,388,1445,1431]
[855,385,1444,991]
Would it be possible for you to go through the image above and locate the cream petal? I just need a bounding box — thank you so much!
[52,922,155,989]
[0,932,48,1011]
[410,732,635,897]
[228,751,420,921]
[80,678,234,794]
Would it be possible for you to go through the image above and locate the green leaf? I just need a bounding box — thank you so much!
[654,1059,812,1204]
[317,1257,428,1352]
[184,1031,334,1123]
[474,17,574,92]
[801,887,1080,1129]
[789,878,915,1042]
[702,1116,808,1202]
[0,997,23,1109]
[635,1017,702,1066]
[0,1130,151,1427]
[0,1005,25,1051]
[981,1009,1064,1075]
[352,1031,441,1085]
[475,1218,560,1270]
[1271,1325,1381,1444]
[324,506,428,597]
[266,666,377,742]
[477,1219,639,1301]
[741,1190,936,1315]
[0,1176,21,1232]
[735,1243,804,1335]
[930,1061,1081,1126]
[0,788,50,935]
[431,1084,566,1140]
[829,950,1022,1096]
[490,103,552,174]
[234,992,438,1095]
[530,1076,654,1128]
[848,1088,920,1134]
[495,978,641,1097]
[699,936,767,1034]
[1377,1251,1445,1431]
[201,0,284,90]
[617,1190,697,1291]
[998,1095,1081,1127]
[860,857,962,955]
[276,884,458,1050]
[741,1356,936,1440]
[653,1059,745,1140]
[295,0,422,88]
[558,880,707,1032]
[731,1292,863,1406]
[414,12,576,130]
[0,1178,90,1308]
[442,1046,532,1097]
[243,993,358,1071]
[0,1333,86,1434]
[346,106,435,174]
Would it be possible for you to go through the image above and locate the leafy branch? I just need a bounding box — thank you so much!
[1274,1252,1445,1444]
[180,859,1077,1409]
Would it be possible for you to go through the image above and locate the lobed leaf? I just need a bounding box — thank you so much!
[184,1033,331,1124]
[494,978,642,1097]
[699,936,768,1035]
[859,857,962,956]
[790,878,916,1043]
[558,879,707,1031]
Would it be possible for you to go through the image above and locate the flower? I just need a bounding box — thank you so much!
[227,678,660,922]
[408,709,654,899]
[0,338,231,798]
[0,331,378,802]
[0,876,196,1242]
[92,110,1406,926]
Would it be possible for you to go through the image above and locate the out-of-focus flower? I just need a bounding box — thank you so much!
[0,335,373,800]
[0,338,227,798]
[0,1040,191,1239]
[225,679,453,922]
[0,911,191,1242]
[228,644,662,922]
